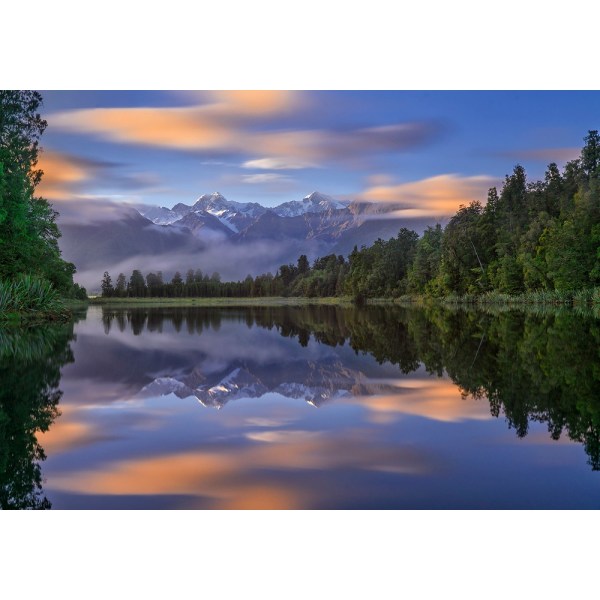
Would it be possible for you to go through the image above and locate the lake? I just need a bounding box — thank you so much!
[2,303,600,509]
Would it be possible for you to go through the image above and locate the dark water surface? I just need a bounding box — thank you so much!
[2,304,600,509]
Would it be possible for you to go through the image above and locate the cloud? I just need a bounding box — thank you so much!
[37,149,162,201]
[241,173,292,184]
[55,196,143,225]
[252,122,441,165]
[209,90,303,115]
[36,150,93,199]
[242,157,315,170]
[349,377,493,424]
[46,429,432,508]
[66,236,318,292]
[357,173,498,218]
[48,91,305,152]
[48,93,442,168]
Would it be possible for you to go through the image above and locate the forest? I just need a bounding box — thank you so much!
[101,130,600,303]
[0,91,86,319]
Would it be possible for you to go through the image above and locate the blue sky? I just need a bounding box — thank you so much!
[39,90,600,217]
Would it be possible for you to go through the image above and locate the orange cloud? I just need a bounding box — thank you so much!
[350,378,493,423]
[48,95,439,168]
[38,420,93,454]
[49,91,305,152]
[210,90,302,115]
[359,174,498,217]
[36,151,90,199]
[51,106,238,151]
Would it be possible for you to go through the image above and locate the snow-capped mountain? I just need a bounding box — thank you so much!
[59,189,433,291]
[272,191,348,217]
[138,191,349,232]
[190,192,266,233]
[135,204,182,225]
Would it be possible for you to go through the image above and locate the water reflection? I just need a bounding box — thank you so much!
[4,304,600,509]
[0,323,76,509]
[97,305,600,472]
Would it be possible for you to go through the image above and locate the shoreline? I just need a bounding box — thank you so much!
[89,296,356,307]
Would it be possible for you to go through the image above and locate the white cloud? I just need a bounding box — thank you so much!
[242,157,316,170]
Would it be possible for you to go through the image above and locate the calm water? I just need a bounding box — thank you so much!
[2,304,600,509]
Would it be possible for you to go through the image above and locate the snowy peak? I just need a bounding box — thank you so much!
[193,192,229,210]
[273,191,348,217]
[197,367,268,408]
[137,191,351,233]
[189,192,266,233]
[137,205,183,225]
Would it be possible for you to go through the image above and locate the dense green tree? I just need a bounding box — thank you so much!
[0,91,76,293]
[582,130,600,179]
[408,224,443,293]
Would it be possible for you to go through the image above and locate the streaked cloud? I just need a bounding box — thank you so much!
[350,377,493,423]
[49,91,305,152]
[37,150,162,202]
[358,173,498,218]
[46,429,431,508]
[48,92,441,170]
[241,173,292,184]
[37,151,94,199]
[242,157,315,170]
[252,122,440,165]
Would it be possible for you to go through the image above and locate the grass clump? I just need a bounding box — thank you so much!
[0,275,67,320]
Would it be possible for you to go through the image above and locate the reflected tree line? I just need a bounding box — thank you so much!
[0,320,77,509]
[101,305,600,470]
[3,303,600,510]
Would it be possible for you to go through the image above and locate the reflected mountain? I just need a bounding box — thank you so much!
[136,357,402,409]
[99,305,600,470]
[0,321,77,509]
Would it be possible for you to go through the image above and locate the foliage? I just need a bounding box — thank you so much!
[0,274,65,315]
[0,91,82,305]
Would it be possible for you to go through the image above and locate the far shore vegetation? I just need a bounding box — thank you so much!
[90,296,354,307]
[99,130,600,310]
[0,91,87,323]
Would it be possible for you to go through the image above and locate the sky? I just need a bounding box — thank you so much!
[38,90,600,219]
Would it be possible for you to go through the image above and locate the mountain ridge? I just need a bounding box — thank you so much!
[58,190,436,290]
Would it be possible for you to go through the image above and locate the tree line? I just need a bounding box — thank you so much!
[101,130,600,301]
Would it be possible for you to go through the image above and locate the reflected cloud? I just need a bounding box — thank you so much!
[47,429,432,508]
[351,378,493,423]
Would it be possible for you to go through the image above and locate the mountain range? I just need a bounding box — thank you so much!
[58,191,434,290]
